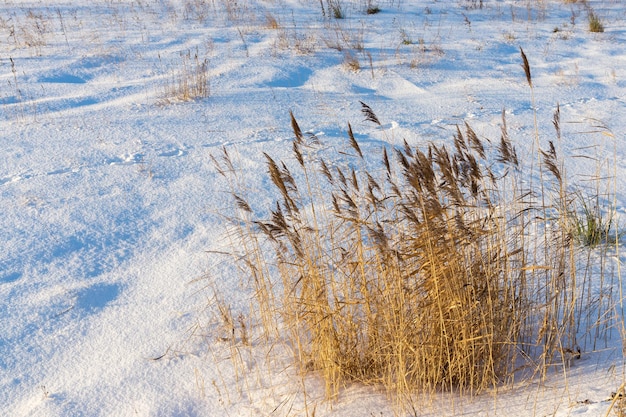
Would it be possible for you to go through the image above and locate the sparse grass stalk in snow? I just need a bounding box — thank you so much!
[326,0,345,19]
[162,49,209,102]
[343,50,360,71]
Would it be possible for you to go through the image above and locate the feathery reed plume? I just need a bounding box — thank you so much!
[319,158,333,183]
[465,122,486,159]
[290,111,304,143]
[382,147,391,174]
[293,140,304,166]
[336,166,347,186]
[395,147,409,170]
[347,123,363,158]
[498,110,519,167]
[264,153,300,215]
[520,47,532,87]
[454,125,468,156]
[306,131,321,145]
[210,154,226,177]
[360,101,381,126]
[233,194,252,213]
[541,141,562,184]
[553,103,561,142]
[403,138,414,158]
[350,168,359,191]
[265,153,288,197]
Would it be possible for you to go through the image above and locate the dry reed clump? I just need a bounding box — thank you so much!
[214,105,614,408]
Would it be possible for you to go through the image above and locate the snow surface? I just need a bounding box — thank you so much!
[1,0,625,415]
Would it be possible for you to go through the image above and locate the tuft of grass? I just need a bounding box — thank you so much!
[569,190,616,247]
[399,29,412,45]
[162,49,209,102]
[546,108,619,248]
[265,12,280,29]
[588,10,605,33]
[328,0,345,19]
[365,0,380,14]
[343,51,360,71]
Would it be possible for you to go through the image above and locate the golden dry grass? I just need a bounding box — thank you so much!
[210,97,621,414]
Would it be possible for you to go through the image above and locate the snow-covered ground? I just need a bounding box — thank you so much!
[1,0,625,415]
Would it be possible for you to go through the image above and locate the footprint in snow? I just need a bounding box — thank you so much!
[157,147,187,157]
[108,153,145,166]
[75,283,120,313]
